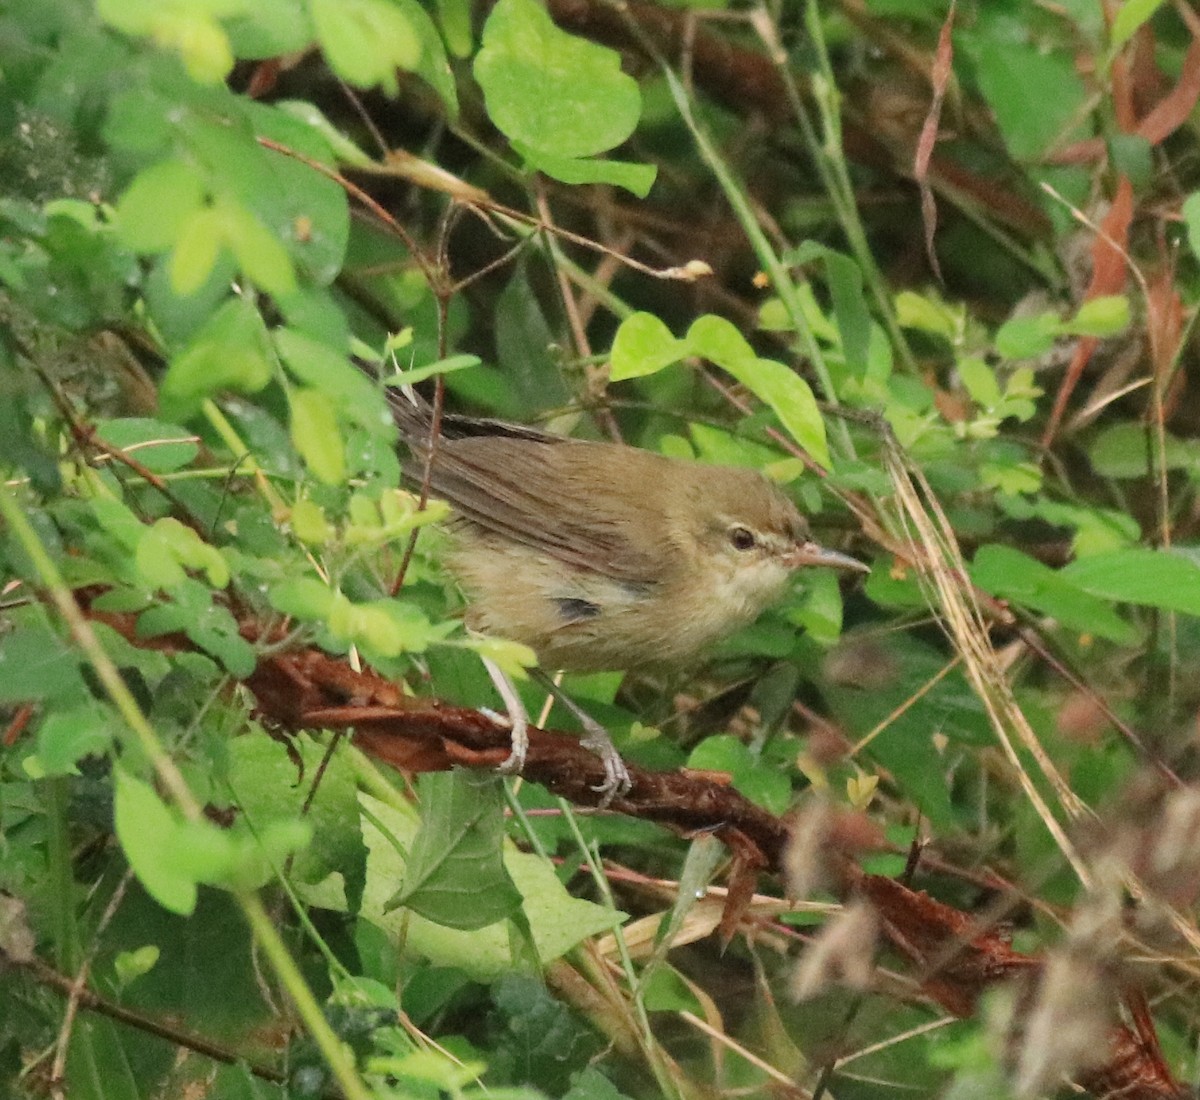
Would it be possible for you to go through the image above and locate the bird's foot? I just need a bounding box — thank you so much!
[579,716,633,809]
[482,658,529,779]
[495,730,527,776]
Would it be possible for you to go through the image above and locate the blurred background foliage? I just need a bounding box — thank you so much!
[2,0,1200,1097]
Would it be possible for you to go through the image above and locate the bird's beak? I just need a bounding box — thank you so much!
[787,541,870,573]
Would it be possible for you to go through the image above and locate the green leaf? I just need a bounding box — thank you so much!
[970,545,1134,643]
[114,769,197,916]
[686,735,791,813]
[994,313,1058,359]
[1068,295,1130,337]
[434,0,472,57]
[322,592,449,657]
[242,99,351,287]
[115,160,207,252]
[275,327,393,439]
[1181,192,1200,265]
[168,206,223,296]
[159,298,275,419]
[310,0,421,95]
[387,772,523,929]
[963,25,1089,160]
[609,312,687,381]
[225,731,365,908]
[136,518,230,590]
[1111,0,1168,49]
[461,635,537,679]
[641,966,704,1015]
[214,195,298,298]
[392,0,459,117]
[515,142,656,198]
[474,0,641,158]
[35,705,116,776]
[998,496,1136,557]
[790,242,871,375]
[1063,549,1200,617]
[135,580,258,677]
[317,795,621,980]
[95,418,200,474]
[0,619,90,705]
[384,354,480,387]
[113,946,160,989]
[159,13,237,83]
[1088,422,1200,479]
[290,499,333,544]
[225,0,314,56]
[274,100,376,168]
[269,577,336,618]
[957,357,1002,408]
[787,568,846,647]
[894,289,961,340]
[823,636,983,826]
[97,0,243,82]
[686,315,830,468]
[290,386,346,484]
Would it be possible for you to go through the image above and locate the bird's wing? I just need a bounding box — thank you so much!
[384,387,669,583]
[409,434,664,585]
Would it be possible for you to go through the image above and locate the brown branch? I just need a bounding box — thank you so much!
[77,595,1190,1100]
[849,872,1190,1100]
[7,955,315,1096]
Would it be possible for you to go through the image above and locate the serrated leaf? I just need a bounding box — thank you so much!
[388,772,523,929]
[318,794,621,979]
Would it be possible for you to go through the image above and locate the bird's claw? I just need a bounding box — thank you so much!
[495,709,528,778]
[580,721,633,809]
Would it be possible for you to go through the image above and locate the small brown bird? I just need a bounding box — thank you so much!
[391,393,866,800]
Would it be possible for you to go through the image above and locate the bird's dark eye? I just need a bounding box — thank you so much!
[729,526,756,551]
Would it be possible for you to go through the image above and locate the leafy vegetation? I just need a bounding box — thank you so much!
[2,0,1200,1097]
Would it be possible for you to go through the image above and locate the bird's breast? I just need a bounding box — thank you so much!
[448,533,786,672]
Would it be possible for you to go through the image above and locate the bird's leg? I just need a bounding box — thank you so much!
[531,669,632,807]
[482,657,528,775]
